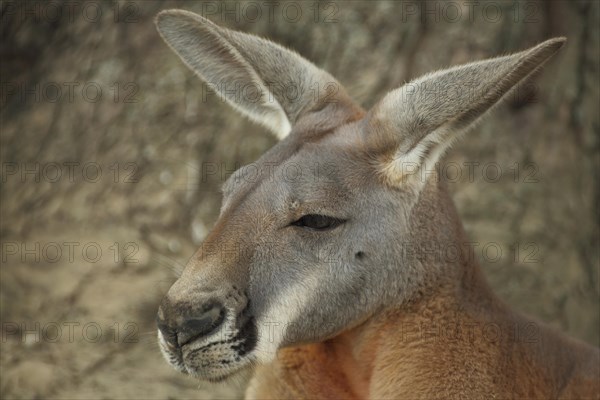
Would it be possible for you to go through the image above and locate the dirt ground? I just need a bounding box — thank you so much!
[1,1,598,399]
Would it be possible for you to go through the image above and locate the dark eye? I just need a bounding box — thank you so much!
[291,214,345,231]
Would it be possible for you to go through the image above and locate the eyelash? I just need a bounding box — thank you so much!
[290,214,346,231]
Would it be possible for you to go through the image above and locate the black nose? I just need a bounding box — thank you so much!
[157,299,226,348]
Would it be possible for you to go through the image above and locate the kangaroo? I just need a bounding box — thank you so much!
[154,9,600,399]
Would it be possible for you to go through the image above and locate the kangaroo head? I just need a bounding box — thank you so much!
[154,9,565,381]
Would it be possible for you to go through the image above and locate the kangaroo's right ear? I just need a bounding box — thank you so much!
[156,10,361,140]
[365,37,566,187]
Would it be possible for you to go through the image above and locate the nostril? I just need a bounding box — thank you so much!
[156,317,178,347]
[177,305,226,347]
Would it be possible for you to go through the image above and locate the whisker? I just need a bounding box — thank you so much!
[151,253,185,278]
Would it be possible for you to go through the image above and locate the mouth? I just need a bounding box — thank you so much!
[159,314,258,382]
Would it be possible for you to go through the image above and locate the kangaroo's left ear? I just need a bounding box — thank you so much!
[156,10,362,140]
[365,37,566,187]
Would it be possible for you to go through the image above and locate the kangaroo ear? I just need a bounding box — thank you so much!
[156,10,360,140]
[366,37,566,186]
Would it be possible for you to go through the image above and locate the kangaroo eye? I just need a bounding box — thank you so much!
[291,214,345,231]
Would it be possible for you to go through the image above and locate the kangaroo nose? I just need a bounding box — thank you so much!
[157,299,226,348]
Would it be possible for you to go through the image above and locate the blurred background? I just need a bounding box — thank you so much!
[1,0,598,398]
